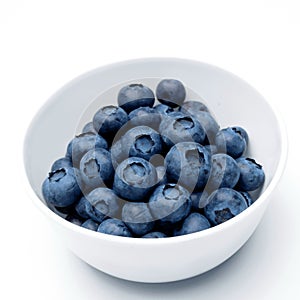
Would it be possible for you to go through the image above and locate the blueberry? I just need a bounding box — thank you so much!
[81,219,99,231]
[81,121,97,134]
[165,142,211,192]
[128,107,161,129]
[65,214,84,226]
[236,157,265,191]
[204,188,248,225]
[159,112,206,148]
[66,132,108,167]
[191,190,210,210]
[75,196,90,219]
[97,219,133,237]
[188,111,219,143]
[122,202,154,236]
[232,126,249,145]
[154,103,174,115]
[42,167,82,207]
[149,184,191,224]
[173,213,211,236]
[118,83,155,113]
[114,126,163,163]
[79,148,114,191]
[92,105,128,140]
[179,100,209,114]
[207,153,240,191]
[239,191,254,206]
[79,188,120,223]
[215,127,247,158]
[142,232,167,238]
[156,79,186,108]
[51,157,72,172]
[113,157,157,201]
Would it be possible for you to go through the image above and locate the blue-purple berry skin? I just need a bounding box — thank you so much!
[204,188,248,225]
[156,79,186,108]
[118,83,155,113]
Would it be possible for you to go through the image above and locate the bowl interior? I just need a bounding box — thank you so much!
[24,59,283,208]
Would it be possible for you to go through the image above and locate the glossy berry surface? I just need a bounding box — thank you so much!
[80,188,120,223]
[173,213,211,236]
[149,184,191,224]
[128,106,161,129]
[118,83,155,113]
[51,157,72,172]
[165,142,211,191]
[236,157,265,191]
[116,126,163,163]
[156,79,186,107]
[159,112,205,148]
[215,127,247,158]
[97,219,133,237]
[93,105,128,139]
[113,157,157,201]
[81,219,99,231]
[42,167,81,207]
[204,188,248,225]
[122,202,154,236]
[81,122,97,134]
[66,132,108,167]
[79,148,114,191]
[207,153,240,191]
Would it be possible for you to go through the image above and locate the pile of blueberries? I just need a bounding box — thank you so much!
[42,79,265,238]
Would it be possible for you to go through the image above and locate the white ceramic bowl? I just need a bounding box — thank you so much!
[23,58,287,283]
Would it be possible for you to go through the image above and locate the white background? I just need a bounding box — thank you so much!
[1,1,300,299]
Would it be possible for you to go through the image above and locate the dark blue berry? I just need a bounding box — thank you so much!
[42,167,82,207]
[79,188,120,223]
[165,142,211,192]
[154,103,174,115]
[81,219,99,231]
[128,107,161,129]
[149,184,191,224]
[92,105,128,139]
[79,148,114,191]
[113,157,157,201]
[114,126,163,163]
[122,202,154,236]
[81,122,97,134]
[118,83,155,113]
[204,188,248,225]
[215,127,247,158]
[236,157,265,191]
[207,153,240,191]
[51,157,72,172]
[66,132,108,167]
[159,112,206,148]
[173,213,211,236]
[97,219,133,237]
[156,79,186,108]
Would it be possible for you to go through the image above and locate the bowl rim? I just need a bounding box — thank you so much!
[23,57,288,245]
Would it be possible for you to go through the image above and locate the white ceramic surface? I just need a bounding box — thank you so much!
[23,58,287,283]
